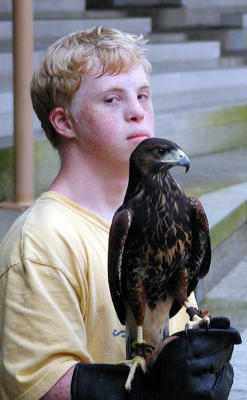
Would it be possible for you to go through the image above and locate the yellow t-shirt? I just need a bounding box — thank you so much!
[0,192,195,400]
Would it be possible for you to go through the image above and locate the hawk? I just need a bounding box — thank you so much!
[108,138,211,390]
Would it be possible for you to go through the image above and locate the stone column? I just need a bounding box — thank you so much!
[0,0,34,209]
[13,0,34,206]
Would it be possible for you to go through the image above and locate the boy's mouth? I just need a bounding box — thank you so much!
[127,132,150,141]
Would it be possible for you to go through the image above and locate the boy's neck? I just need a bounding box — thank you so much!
[49,146,128,222]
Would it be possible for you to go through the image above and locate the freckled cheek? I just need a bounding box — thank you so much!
[79,110,104,133]
[95,115,122,137]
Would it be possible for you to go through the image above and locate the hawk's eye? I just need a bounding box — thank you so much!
[155,147,167,158]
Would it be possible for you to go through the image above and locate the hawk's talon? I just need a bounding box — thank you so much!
[122,355,147,391]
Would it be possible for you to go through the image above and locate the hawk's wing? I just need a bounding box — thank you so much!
[188,196,211,294]
[170,196,211,318]
[108,208,133,325]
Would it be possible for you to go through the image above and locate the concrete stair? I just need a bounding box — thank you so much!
[0,15,151,48]
[185,27,247,53]
[221,12,247,27]
[154,0,247,9]
[179,0,247,8]
[147,6,247,53]
[149,58,247,154]
[154,102,247,156]
[129,6,247,31]
[147,41,221,62]
[0,0,87,18]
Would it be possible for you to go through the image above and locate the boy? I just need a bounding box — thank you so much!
[0,26,239,399]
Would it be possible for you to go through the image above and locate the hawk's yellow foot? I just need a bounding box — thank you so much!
[119,325,149,391]
[122,355,147,391]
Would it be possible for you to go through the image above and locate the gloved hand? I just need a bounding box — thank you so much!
[71,317,241,400]
[153,317,242,400]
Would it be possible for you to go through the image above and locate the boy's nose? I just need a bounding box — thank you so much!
[125,99,144,123]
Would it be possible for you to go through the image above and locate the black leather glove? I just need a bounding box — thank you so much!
[71,362,157,400]
[71,317,241,400]
[153,317,241,400]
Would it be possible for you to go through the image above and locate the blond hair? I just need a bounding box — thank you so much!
[31,26,151,148]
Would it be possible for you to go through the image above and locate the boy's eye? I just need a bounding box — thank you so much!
[137,94,147,100]
[105,97,118,103]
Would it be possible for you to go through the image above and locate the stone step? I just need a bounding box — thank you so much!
[183,27,247,52]
[180,0,247,8]
[150,7,247,31]
[0,40,221,76]
[173,147,247,200]
[114,0,180,7]
[190,176,247,310]
[198,183,247,312]
[151,8,222,30]
[0,8,127,21]
[155,102,247,156]
[206,255,247,303]
[147,41,220,63]
[152,86,247,112]
[152,56,247,73]
[32,9,127,20]
[198,219,247,299]
[200,181,247,248]
[0,41,223,78]
[0,0,86,16]
[149,32,188,43]
[221,13,247,28]
[1,51,246,91]
[0,17,151,42]
[151,67,247,96]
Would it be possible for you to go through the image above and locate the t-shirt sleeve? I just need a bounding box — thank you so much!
[0,259,92,400]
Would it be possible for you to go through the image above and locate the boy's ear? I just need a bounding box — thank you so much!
[49,107,76,139]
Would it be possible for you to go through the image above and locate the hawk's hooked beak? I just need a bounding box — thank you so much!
[176,149,190,173]
[164,148,190,173]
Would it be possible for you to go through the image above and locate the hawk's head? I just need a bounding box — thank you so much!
[130,138,190,178]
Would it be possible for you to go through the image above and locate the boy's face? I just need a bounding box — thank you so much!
[69,63,154,169]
